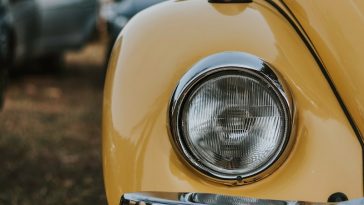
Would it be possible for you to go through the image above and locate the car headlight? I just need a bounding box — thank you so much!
[169,52,295,185]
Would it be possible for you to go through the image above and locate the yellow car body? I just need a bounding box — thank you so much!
[102,0,364,204]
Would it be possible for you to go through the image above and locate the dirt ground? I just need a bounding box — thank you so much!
[0,42,108,205]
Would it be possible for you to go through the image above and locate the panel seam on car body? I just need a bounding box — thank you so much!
[260,0,364,191]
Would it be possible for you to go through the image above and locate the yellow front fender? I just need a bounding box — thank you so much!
[103,1,363,205]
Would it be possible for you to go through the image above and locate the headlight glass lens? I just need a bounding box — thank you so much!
[180,72,288,176]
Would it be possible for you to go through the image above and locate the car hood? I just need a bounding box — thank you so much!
[285,0,364,140]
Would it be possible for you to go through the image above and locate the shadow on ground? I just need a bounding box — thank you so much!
[0,42,108,205]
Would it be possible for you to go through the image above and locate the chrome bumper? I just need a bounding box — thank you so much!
[120,192,364,205]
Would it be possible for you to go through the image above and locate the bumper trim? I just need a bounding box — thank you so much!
[120,192,363,205]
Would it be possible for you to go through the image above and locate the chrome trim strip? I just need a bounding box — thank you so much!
[121,192,361,205]
[168,52,295,185]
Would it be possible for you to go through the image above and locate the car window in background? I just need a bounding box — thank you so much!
[115,0,164,18]
[134,0,164,12]
[8,0,27,4]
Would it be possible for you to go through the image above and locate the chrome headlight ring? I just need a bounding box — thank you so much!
[169,52,295,185]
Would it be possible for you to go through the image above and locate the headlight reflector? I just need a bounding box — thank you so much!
[169,52,294,184]
[182,72,288,175]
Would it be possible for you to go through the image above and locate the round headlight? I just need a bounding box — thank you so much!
[169,52,294,184]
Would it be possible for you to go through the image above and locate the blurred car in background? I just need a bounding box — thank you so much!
[0,0,11,64]
[0,0,10,108]
[101,0,164,59]
[3,0,99,67]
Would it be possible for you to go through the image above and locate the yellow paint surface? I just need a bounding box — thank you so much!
[285,0,364,145]
[103,1,363,205]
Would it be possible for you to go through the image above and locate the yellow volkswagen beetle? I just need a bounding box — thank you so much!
[102,0,364,204]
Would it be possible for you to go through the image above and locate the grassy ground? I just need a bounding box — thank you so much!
[0,42,107,205]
